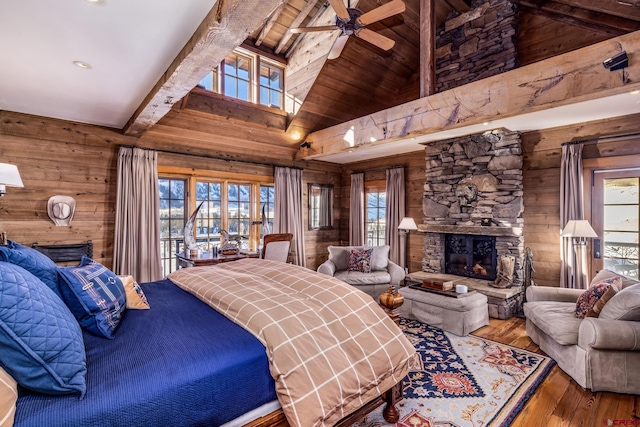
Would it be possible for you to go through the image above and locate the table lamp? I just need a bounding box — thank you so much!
[0,163,23,197]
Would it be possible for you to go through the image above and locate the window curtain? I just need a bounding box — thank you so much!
[349,173,365,246]
[113,147,162,282]
[560,143,586,289]
[273,167,306,267]
[385,167,405,267]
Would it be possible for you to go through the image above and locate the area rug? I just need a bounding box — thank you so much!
[353,318,555,427]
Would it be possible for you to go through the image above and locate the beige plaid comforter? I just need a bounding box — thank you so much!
[167,258,415,427]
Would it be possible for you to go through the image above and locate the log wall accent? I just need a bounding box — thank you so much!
[521,112,640,286]
[0,111,126,267]
[0,110,340,271]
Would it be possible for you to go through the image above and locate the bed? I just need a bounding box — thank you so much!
[0,242,415,427]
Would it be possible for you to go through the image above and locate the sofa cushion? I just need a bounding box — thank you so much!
[334,270,391,286]
[591,269,640,289]
[524,301,582,345]
[0,240,62,298]
[600,283,640,321]
[575,277,621,319]
[328,245,390,272]
[348,248,372,273]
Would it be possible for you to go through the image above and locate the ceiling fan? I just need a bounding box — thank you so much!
[289,0,405,60]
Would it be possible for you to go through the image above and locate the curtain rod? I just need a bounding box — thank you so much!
[351,165,404,175]
[561,132,640,146]
[127,145,301,170]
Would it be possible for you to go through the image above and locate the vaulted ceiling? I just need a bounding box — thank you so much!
[1,0,639,163]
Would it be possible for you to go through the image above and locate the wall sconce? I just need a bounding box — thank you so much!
[0,163,24,196]
[398,217,418,272]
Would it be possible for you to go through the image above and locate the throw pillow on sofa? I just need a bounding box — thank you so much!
[590,268,640,289]
[348,248,373,273]
[0,261,87,397]
[328,245,390,271]
[58,256,126,339]
[574,276,621,319]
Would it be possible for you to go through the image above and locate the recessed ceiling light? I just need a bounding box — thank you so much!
[73,61,92,69]
[482,122,490,126]
[85,0,106,5]
[630,90,640,95]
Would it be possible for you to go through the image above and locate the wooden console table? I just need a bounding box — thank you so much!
[175,251,258,268]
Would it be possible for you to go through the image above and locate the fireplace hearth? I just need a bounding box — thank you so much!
[445,234,497,280]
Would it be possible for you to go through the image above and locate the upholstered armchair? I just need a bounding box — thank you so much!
[524,269,640,394]
[317,245,405,300]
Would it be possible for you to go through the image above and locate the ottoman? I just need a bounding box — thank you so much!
[398,287,489,336]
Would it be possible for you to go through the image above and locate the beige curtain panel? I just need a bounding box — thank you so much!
[350,173,365,246]
[385,167,405,267]
[560,143,586,289]
[273,167,306,267]
[113,147,163,283]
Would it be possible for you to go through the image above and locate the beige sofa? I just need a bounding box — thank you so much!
[524,269,640,394]
[317,245,405,300]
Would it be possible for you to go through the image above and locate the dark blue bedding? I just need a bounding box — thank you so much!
[14,279,277,427]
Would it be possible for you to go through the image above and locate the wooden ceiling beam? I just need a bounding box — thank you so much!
[512,0,640,36]
[255,2,288,46]
[441,0,470,14]
[420,0,436,97]
[552,0,640,21]
[123,0,285,137]
[275,0,322,54]
[295,32,640,160]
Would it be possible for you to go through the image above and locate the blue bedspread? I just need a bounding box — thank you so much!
[14,279,277,427]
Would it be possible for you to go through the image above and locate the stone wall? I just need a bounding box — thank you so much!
[420,130,524,286]
[435,0,518,93]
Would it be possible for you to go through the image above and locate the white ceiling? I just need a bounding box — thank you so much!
[0,0,216,129]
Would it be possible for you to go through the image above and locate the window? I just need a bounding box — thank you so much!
[259,63,283,109]
[159,178,186,275]
[593,170,640,278]
[260,185,275,236]
[366,182,386,246]
[198,48,284,110]
[159,167,274,275]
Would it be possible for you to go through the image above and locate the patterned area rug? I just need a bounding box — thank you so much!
[353,318,555,427]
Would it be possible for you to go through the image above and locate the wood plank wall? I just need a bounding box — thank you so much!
[0,110,341,272]
[339,151,427,274]
[0,111,127,267]
[522,112,640,286]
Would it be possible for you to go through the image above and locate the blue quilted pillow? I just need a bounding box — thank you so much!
[0,240,61,298]
[0,261,86,397]
[58,256,126,339]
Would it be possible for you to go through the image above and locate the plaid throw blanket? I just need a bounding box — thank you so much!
[167,259,415,427]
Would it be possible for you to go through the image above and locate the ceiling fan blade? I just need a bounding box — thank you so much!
[358,0,406,26]
[355,28,395,51]
[290,25,339,34]
[328,35,349,60]
[328,0,350,21]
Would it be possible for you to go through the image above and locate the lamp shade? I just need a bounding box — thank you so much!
[561,220,597,238]
[0,163,23,187]
[398,217,418,231]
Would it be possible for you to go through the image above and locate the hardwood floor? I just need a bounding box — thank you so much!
[472,317,640,427]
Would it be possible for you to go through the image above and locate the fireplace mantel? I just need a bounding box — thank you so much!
[417,224,522,237]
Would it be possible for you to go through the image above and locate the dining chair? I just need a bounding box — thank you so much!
[262,233,293,262]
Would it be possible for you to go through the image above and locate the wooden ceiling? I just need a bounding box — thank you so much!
[173,0,640,152]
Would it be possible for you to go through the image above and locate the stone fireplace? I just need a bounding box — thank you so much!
[418,130,524,288]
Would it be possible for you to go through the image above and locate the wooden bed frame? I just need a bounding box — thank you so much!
[246,380,403,426]
[31,240,93,263]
